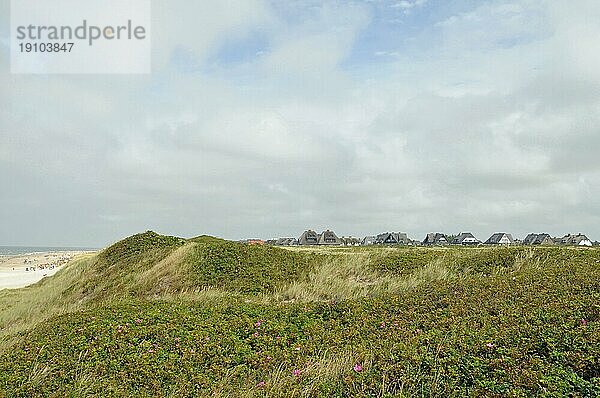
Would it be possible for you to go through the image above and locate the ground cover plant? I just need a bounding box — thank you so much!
[0,232,598,397]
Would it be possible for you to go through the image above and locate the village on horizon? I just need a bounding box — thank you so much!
[241,231,599,247]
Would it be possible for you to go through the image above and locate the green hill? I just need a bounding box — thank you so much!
[0,232,599,397]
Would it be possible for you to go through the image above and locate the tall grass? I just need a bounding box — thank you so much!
[271,251,458,303]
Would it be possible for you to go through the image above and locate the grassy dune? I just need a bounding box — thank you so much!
[0,232,599,397]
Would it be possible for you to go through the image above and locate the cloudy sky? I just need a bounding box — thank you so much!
[1,0,599,247]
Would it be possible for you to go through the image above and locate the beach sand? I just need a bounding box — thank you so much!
[0,251,91,290]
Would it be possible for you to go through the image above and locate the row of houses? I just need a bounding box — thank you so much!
[264,230,598,247]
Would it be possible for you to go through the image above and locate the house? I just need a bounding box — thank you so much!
[361,236,376,245]
[422,233,449,246]
[275,237,299,246]
[523,233,554,245]
[451,232,480,246]
[318,230,342,245]
[298,230,319,245]
[593,241,600,247]
[340,236,360,246]
[375,232,410,245]
[485,233,514,245]
[560,234,593,247]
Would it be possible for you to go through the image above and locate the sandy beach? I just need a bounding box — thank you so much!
[0,251,91,290]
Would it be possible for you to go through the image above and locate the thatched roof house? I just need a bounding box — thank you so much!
[485,233,514,245]
[560,234,592,246]
[422,233,448,246]
[375,232,409,245]
[361,236,376,245]
[451,232,480,246]
[340,236,360,246]
[318,230,342,245]
[275,237,299,246]
[523,233,554,245]
[298,230,319,245]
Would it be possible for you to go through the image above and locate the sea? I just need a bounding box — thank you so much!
[0,246,98,256]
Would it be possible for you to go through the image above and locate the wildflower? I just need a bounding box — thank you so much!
[294,346,301,351]
[353,363,363,372]
[486,343,494,349]
[252,332,259,338]
[581,318,589,326]
[292,369,302,377]
[255,320,262,328]
[135,318,142,324]
[256,381,266,388]
[379,321,386,329]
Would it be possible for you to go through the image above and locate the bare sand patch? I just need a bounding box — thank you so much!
[0,251,91,290]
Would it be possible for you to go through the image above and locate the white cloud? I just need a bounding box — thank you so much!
[2,0,600,245]
[391,0,428,13]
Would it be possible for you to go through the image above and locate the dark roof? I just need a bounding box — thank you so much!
[523,233,538,245]
[298,230,319,245]
[375,232,409,245]
[561,234,591,245]
[275,237,298,246]
[484,233,514,244]
[523,233,552,245]
[533,233,551,245]
[451,232,480,245]
[318,230,342,245]
[422,233,448,245]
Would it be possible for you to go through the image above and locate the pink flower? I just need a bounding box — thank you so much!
[255,320,262,328]
[292,369,302,377]
[581,318,589,326]
[486,343,494,349]
[256,381,266,388]
[379,321,386,328]
[353,363,363,372]
[135,318,142,324]
[252,332,259,338]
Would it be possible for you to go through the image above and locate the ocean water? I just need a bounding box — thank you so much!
[0,246,98,256]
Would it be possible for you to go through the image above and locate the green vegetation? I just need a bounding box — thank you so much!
[1,231,599,396]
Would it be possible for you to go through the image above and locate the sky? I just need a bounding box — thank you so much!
[1,0,599,247]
